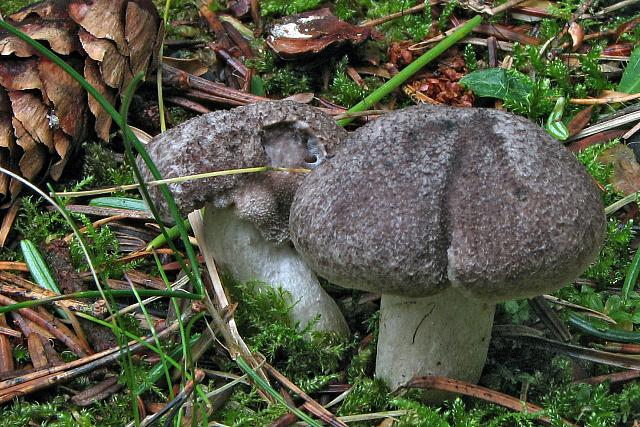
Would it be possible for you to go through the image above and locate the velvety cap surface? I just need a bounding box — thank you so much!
[137,100,346,244]
[290,104,605,301]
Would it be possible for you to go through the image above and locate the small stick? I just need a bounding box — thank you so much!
[406,376,577,426]
[265,363,348,427]
[165,96,211,114]
[54,166,309,198]
[570,92,640,105]
[0,293,88,356]
[0,262,28,272]
[623,120,640,140]
[361,1,437,27]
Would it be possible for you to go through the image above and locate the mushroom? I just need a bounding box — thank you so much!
[289,104,605,396]
[138,101,349,336]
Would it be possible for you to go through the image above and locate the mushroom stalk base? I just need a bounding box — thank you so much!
[376,289,495,398]
[204,208,349,336]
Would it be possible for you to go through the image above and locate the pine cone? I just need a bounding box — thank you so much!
[0,0,162,207]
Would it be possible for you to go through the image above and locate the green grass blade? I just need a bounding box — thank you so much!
[20,239,61,294]
[89,197,149,211]
[336,15,483,126]
[236,356,323,427]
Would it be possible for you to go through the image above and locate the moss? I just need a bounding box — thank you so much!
[259,0,323,17]
[226,279,351,386]
[79,142,134,193]
[0,0,37,16]
[365,0,433,41]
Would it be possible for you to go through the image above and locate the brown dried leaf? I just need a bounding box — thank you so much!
[162,57,209,77]
[50,131,71,181]
[8,90,53,150]
[267,8,370,58]
[567,105,593,137]
[12,117,47,181]
[603,43,633,57]
[9,0,70,22]
[84,58,115,141]
[598,144,640,195]
[69,0,129,56]
[78,29,127,89]
[38,58,87,140]
[0,18,79,56]
[125,0,160,77]
[0,58,42,91]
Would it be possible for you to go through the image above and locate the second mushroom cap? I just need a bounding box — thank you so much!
[290,104,606,302]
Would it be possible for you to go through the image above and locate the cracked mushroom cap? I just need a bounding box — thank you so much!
[290,104,606,302]
[138,101,347,244]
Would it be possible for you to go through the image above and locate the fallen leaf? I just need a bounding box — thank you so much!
[567,106,593,137]
[267,8,370,59]
[598,144,640,195]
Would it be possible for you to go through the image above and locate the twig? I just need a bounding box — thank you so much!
[488,0,532,15]
[623,120,640,140]
[592,0,640,16]
[0,316,185,403]
[63,215,127,243]
[570,92,640,105]
[361,1,438,27]
[165,96,211,114]
[264,363,347,427]
[54,166,309,198]
[0,293,89,356]
[406,376,576,426]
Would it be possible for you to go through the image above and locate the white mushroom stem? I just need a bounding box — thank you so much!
[203,208,349,336]
[376,288,495,394]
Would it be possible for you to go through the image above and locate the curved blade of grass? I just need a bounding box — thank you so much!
[20,240,61,294]
[147,218,191,251]
[236,356,323,427]
[78,311,211,419]
[568,312,640,343]
[0,289,200,315]
[120,72,204,297]
[336,15,483,126]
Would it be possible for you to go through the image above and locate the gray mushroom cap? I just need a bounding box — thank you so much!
[290,104,606,302]
[137,100,347,244]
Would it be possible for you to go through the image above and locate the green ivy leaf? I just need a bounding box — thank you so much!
[459,68,532,100]
[618,47,640,94]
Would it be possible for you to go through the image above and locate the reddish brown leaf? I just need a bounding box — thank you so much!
[12,117,47,181]
[78,29,128,89]
[567,106,593,137]
[38,58,87,140]
[407,376,575,426]
[598,144,640,195]
[267,8,370,58]
[84,57,115,141]
[69,0,129,55]
[124,0,160,77]
[603,43,633,57]
[9,0,70,22]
